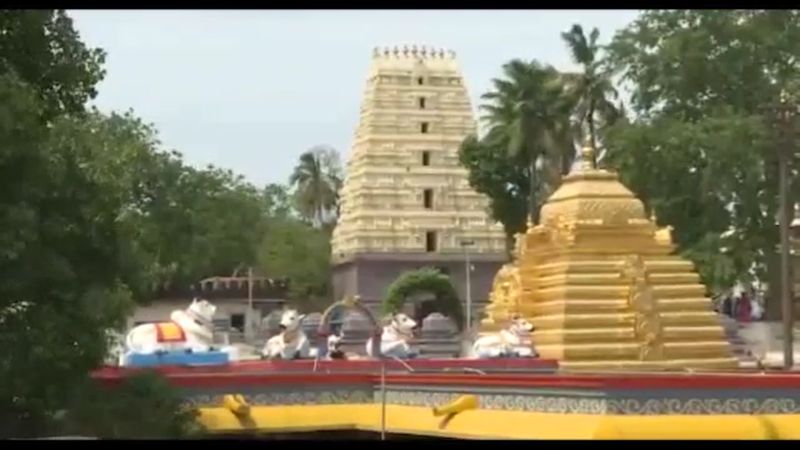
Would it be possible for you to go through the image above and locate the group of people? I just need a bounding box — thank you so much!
[716,288,765,322]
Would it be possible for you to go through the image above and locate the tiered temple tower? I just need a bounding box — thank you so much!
[331,45,507,319]
[480,142,737,370]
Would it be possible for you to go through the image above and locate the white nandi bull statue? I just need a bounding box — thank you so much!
[262,308,312,360]
[124,298,218,356]
[470,314,538,359]
[366,312,419,359]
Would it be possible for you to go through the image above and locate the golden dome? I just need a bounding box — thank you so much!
[539,142,646,226]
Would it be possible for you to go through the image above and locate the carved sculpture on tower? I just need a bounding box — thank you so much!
[331,45,507,317]
[479,140,737,370]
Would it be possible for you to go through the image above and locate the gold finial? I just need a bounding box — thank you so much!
[581,136,596,170]
[650,207,657,224]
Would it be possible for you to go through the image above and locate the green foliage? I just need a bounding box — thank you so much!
[257,217,332,311]
[263,182,294,219]
[382,268,464,331]
[59,371,203,439]
[606,10,800,119]
[603,10,800,308]
[0,10,260,437]
[289,145,343,228]
[0,72,138,437]
[560,24,621,159]
[161,165,266,286]
[604,110,769,292]
[477,59,577,223]
[458,135,529,255]
[0,10,106,119]
[38,109,269,299]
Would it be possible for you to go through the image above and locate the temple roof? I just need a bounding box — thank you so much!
[539,141,646,227]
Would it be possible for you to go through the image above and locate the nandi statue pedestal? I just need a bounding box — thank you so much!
[121,299,238,367]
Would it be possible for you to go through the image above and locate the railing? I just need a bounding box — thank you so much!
[153,281,290,301]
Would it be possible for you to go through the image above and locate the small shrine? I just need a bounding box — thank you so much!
[479,142,737,370]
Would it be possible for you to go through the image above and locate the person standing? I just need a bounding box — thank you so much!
[722,295,733,317]
[737,293,752,322]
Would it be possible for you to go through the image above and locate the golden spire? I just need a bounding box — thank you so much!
[650,207,657,224]
[580,136,596,170]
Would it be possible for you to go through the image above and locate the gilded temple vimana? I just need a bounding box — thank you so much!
[480,143,737,370]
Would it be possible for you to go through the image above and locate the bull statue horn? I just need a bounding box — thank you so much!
[432,394,479,417]
[223,394,251,418]
[432,394,479,429]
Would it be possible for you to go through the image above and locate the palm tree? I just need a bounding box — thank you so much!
[480,59,576,223]
[561,24,620,165]
[289,145,343,228]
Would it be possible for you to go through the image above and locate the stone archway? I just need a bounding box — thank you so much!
[382,267,464,331]
[413,297,439,326]
[317,295,381,357]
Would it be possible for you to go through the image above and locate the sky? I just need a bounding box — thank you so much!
[69,9,639,187]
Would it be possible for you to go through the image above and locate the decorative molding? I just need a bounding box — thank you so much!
[182,388,800,416]
[183,389,373,408]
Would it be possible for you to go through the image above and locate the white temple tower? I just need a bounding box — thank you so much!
[330,45,507,320]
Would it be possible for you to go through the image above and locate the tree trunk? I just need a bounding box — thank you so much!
[588,100,597,166]
[528,158,537,224]
[504,232,515,262]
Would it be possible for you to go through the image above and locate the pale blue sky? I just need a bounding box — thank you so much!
[70,9,638,187]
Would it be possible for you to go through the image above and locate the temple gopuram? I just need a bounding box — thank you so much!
[331,45,507,318]
[480,142,738,370]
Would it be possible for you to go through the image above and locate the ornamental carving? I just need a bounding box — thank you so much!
[620,254,664,361]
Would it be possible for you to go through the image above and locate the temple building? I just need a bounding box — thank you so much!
[480,142,737,370]
[331,45,507,321]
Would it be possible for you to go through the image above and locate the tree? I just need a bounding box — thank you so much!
[257,217,332,311]
[0,74,137,437]
[602,10,800,315]
[168,165,267,284]
[0,10,106,119]
[0,10,258,434]
[59,371,203,438]
[48,110,270,298]
[263,183,294,219]
[604,111,768,293]
[458,135,529,256]
[560,24,620,164]
[480,59,576,223]
[289,145,343,228]
[382,268,464,331]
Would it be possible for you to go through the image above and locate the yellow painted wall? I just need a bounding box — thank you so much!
[197,403,800,440]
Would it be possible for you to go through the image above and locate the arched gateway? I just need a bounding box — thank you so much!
[316,295,381,358]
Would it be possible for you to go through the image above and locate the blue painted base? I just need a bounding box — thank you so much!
[123,350,230,367]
